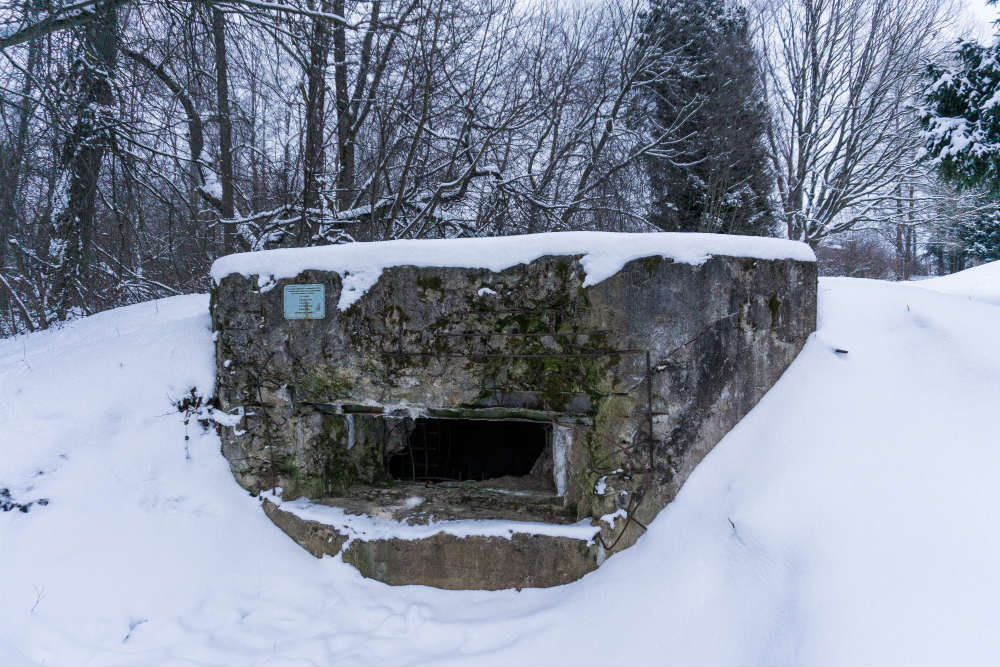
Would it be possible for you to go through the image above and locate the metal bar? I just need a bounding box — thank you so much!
[480,309,567,315]
[409,423,417,482]
[278,347,646,359]
[423,419,429,479]
[371,330,612,339]
[381,350,647,359]
[646,350,654,471]
[476,385,635,396]
[380,417,387,473]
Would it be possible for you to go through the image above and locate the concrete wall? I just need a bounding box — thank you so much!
[212,251,816,586]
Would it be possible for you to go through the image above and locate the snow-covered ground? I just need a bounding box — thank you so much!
[2,263,1000,665]
[917,259,1000,304]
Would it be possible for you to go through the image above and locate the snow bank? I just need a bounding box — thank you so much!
[916,259,1000,304]
[4,275,1000,665]
[270,496,600,545]
[211,232,816,311]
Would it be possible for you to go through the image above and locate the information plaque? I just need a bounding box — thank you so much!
[283,284,325,319]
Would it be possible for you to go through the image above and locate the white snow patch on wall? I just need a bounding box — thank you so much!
[552,425,572,497]
[345,414,355,450]
[601,509,628,527]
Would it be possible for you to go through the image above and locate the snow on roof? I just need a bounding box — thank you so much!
[211,231,816,311]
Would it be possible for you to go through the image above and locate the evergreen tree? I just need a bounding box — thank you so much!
[961,210,1000,262]
[921,38,1000,261]
[921,40,1000,191]
[641,0,775,235]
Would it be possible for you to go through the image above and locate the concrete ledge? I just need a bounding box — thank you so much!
[262,499,601,590]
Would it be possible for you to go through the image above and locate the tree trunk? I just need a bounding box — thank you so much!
[332,0,356,213]
[52,0,119,317]
[906,184,916,280]
[302,0,332,244]
[211,6,236,255]
[0,32,38,265]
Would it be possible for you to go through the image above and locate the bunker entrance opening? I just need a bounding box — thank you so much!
[386,418,552,488]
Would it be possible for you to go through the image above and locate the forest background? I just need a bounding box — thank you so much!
[0,0,996,335]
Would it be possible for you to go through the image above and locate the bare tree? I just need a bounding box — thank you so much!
[49,0,120,317]
[0,3,40,265]
[0,0,701,335]
[210,6,236,254]
[754,0,952,246]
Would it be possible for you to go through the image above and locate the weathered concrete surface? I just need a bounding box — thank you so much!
[344,532,600,590]
[262,497,348,557]
[262,499,601,590]
[293,482,575,524]
[213,249,817,588]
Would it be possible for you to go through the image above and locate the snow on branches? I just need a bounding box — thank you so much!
[921,41,1000,193]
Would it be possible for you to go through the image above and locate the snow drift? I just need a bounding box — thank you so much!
[1,262,1000,664]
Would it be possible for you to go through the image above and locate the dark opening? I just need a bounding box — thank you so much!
[387,418,549,483]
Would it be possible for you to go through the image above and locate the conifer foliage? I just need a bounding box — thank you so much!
[640,0,774,235]
[922,41,1000,193]
[922,38,1000,261]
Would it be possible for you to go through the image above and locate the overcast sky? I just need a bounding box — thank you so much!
[959,0,998,40]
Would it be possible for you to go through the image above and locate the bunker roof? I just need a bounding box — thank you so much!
[211,231,815,311]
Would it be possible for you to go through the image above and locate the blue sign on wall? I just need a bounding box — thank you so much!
[283,284,325,319]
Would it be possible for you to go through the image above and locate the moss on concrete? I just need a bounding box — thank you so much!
[768,294,781,326]
[293,367,355,403]
[415,275,444,291]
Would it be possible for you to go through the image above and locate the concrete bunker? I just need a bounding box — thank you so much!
[210,231,818,589]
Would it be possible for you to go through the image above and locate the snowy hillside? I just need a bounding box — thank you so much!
[2,267,1000,665]
[917,260,1000,304]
